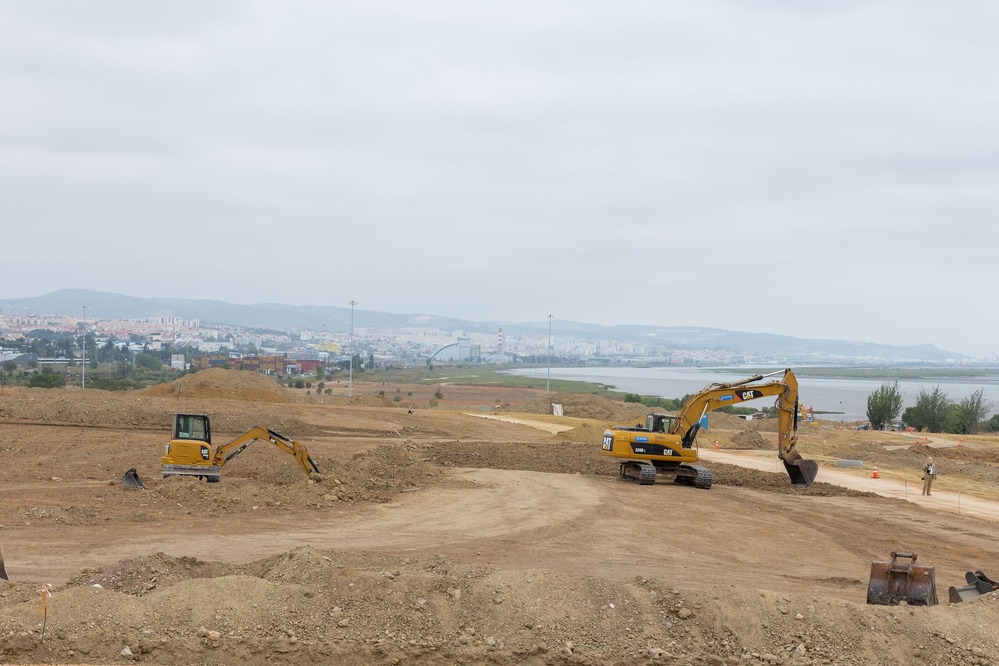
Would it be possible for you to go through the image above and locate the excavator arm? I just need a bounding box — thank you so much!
[212,426,321,478]
[670,369,817,485]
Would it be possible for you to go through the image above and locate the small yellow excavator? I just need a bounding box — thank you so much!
[160,413,320,482]
[600,368,818,489]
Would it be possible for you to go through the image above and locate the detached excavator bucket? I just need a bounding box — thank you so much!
[948,571,999,603]
[867,551,938,606]
[783,452,818,487]
[121,468,145,490]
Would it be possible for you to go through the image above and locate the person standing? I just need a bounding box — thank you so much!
[921,456,936,495]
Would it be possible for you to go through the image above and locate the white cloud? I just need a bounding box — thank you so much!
[1,1,997,357]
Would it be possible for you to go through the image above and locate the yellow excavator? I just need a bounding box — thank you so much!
[160,413,320,482]
[600,368,818,489]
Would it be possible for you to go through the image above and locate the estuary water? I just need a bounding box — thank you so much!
[506,366,999,423]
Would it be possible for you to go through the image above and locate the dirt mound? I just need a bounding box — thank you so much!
[710,462,874,496]
[146,443,446,510]
[521,391,647,422]
[420,440,865,497]
[343,394,397,408]
[732,428,773,450]
[11,544,993,665]
[141,368,291,403]
[551,422,611,444]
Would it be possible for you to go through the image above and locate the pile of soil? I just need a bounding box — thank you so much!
[141,368,291,403]
[520,391,648,422]
[550,421,612,444]
[148,443,445,508]
[732,428,774,450]
[419,439,866,496]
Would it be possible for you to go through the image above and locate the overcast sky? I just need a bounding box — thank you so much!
[2,1,997,357]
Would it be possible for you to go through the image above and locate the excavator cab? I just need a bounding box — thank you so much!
[173,413,211,443]
[646,413,676,433]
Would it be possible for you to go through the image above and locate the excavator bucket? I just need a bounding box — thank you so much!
[867,551,938,606]
[948,571,999,603]
[121,468,145,490]
[782,452,818,487]
[0,544,8,581]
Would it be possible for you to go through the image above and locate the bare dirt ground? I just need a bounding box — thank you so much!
[0,369,997,665]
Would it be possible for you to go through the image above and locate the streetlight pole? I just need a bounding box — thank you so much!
[547,314,553,392]
[348,300,356,398]
[81,305,88,389]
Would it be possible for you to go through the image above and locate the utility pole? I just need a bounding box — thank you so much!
[348,300,356,398]
[81,305,89,389]
[547,314,553,392]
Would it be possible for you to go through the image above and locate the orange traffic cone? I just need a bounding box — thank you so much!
[871,465,879,479]
[714,441,719,450]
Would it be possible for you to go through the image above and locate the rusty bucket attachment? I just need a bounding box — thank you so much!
[783,452,818,487]
[867,551,938,606]
[948,571,999,603]
[121,468,145,490]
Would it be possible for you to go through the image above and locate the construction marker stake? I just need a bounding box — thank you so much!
[39,584,52,640]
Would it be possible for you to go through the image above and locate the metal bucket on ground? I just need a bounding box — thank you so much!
[948,571,999,603]
[867,551,938,606]
[121,468,145,490]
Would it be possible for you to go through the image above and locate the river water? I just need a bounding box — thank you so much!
[506,366,999,423]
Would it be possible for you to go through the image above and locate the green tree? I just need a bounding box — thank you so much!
[2,360,16,375]
[28,369,66,388]
[135,353,162,371]
[957,388,990,435]
[987,414,999,433]
[902,386,951,433]
[866,381,903,430]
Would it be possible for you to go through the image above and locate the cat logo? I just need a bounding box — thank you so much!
[200,445,210,461]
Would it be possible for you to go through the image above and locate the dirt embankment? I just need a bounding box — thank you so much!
[0,369,998,666]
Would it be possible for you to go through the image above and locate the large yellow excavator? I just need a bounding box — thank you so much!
[600,368,818,489]
[160,413,320,482]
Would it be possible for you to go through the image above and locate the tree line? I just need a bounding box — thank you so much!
[866,381,998,434]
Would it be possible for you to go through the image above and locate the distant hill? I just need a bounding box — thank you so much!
[0,289,967,363]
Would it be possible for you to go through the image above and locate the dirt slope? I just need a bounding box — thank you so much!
[0,372,997,665]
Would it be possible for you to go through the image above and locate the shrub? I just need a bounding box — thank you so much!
[29,372,66,389]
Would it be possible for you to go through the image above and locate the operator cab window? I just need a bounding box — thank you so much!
[174,415,210,442]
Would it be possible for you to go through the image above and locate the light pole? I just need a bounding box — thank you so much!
[547,314,553,392]
[348,300,356,398]
[81,305,89,389]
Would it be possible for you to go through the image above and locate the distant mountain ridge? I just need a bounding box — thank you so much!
[0,289,967,363]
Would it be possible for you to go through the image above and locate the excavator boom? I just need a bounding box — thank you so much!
[213,426,321,477]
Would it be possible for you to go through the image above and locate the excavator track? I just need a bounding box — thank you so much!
[619,461,713,489]
[162,464,222,482]
[620,461,657,485]
[673,464,713,489]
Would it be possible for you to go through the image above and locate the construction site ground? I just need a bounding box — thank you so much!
[0,368,997,665]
